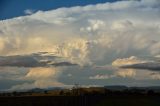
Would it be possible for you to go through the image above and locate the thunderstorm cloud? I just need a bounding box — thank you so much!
[0,0,160,90]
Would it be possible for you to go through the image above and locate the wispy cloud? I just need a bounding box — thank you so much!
[24,9,35,15]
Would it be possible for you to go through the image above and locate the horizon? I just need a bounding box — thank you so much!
[2,84,160,93]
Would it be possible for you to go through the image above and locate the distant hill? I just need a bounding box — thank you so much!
[28,87,63,93]
[104,85,160,92]
[130,86,160,92]
[28,88,45,93]
[104,85,128,91]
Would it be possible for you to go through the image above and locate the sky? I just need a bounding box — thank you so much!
[0,0,160,91]
[0,0,118,20]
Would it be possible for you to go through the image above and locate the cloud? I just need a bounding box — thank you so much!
[0,67,28,81]
[9,67,64,90]
[155,55,160,58]
[54,38,91,65]
[24,9,35,15]
[89,74,114,80]
[112,56,160,71]
[25,67,56,79]
[80,19,105,34]
[112,56,147,67]
[0,1,160,67]
[89,69,136,80]
[0,0,160,89]
[115,69,136,78]
[10,80,64,91]
[150,73,160,80]
[121,62,160,71]
[111,20,133,31]
[0,52,77,68]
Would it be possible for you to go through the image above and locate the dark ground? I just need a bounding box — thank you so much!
[0,95,160,106]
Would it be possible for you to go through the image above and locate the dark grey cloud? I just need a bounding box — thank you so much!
[0,52,77,68]
[0,30,3,34]
[0,79,29,91]
[50,62,77,67]
[121,62,160,71]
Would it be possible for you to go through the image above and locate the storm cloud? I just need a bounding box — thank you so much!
[0,0,160,90]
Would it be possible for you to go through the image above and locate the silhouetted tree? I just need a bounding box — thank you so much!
[44,90,48,94]
[147,90,155,95]
[59,90,64,95]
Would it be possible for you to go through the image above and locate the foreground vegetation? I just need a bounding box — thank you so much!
[0,87,160,106]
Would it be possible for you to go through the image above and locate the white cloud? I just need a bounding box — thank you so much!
[54,38,91,65]
[10,80,64,91]
[9,67,64,90]
[111,20,133,31]
[155,55,160,58]
[24,9,35,15]
[25,67,57,79]
[115,69,136,78]
[0,0,160,63]
[112,56,147,67]
[150,73,160,80]
[89,69,136,79]
[67,73,72,77]
[89,74,114,80]
[80,19,105,33]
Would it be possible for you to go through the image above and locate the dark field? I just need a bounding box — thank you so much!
[96,95,160,106]
[1,86,160,106]
[0,95,160,106]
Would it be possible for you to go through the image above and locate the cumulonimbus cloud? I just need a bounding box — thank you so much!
[0,0,160,89]
[0,0,160,66]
